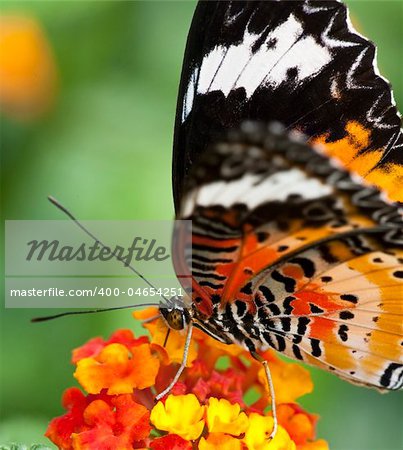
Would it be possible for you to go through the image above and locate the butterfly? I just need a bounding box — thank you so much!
[33,0,402,440]
[156,0,403,406]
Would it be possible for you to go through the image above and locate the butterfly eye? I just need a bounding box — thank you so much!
[160,307,190,331]
[168,309,186,330]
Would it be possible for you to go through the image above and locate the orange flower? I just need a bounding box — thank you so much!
[199,433,243,450]
[72,329,149,363]
[0,15,57,120]
[74,343,159,394]
[257,352,313,404]
[277,404,329,450]
[299,441,329,450]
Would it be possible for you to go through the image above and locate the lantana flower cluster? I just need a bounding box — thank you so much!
[46,308,328,450]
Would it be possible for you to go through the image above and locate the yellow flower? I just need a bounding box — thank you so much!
[199,433,243,450]
[258,357,313,404]
[150,394,205,440]
[243,413,296,450]
[206,397,249,436]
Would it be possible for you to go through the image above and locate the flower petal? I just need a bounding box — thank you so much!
[72,395,150,450]
[277,404,318,446]
[258,358,313,404]
[72,329,149,363]
[298,440,329,450]
[206,397,249,436]
[150,434,193,450]
[199,433,243,450]
[150,394,205,440]
[145,317,198,366]
[243,413,296,450]
[74,343,159,394]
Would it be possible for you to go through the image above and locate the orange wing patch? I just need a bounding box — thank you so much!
[312,121,402,202]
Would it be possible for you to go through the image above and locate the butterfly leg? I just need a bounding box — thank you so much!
[251,352,278,440]
[155,323,193,401]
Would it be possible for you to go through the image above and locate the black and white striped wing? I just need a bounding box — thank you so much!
[172,0,402,209]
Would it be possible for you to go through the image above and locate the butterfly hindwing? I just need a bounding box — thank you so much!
[251,241,403,390]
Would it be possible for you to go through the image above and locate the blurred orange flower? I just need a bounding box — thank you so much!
[46,310,328,449]
[0,15,57,120]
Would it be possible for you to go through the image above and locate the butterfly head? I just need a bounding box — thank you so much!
[159,296,191,331]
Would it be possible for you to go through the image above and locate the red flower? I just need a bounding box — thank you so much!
[150,434,193,450]
[72,395,150,450]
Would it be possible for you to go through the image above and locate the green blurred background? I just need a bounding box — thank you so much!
[0,1,402,449]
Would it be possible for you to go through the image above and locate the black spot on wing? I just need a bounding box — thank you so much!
[321,276,333,282]
[235,300,247,317]
[275,334,286,352]
[290,257,316,278]
[293,334,302,344]
[271,270,296,293]
[319,245,339,264]
[283,296,295,315]
[263,331,275,348]
[280,317,291,332]
[268,303,281,316]
[211,294,221,304]
[292,344,303,360]
[338,324,349,342]
[257,231,269,243]
[340,311,354,320]
[259,285,275,303]
[311,338,322,357]
[240,282,253,294]
[297,317,310,335]
[340,294,358,304]
[309,303,324,314]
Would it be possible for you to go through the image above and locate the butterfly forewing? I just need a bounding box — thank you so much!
[173,0,403,208]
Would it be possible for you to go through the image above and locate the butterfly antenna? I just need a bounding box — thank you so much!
[47,195,171,303]
[31,303,160,322]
